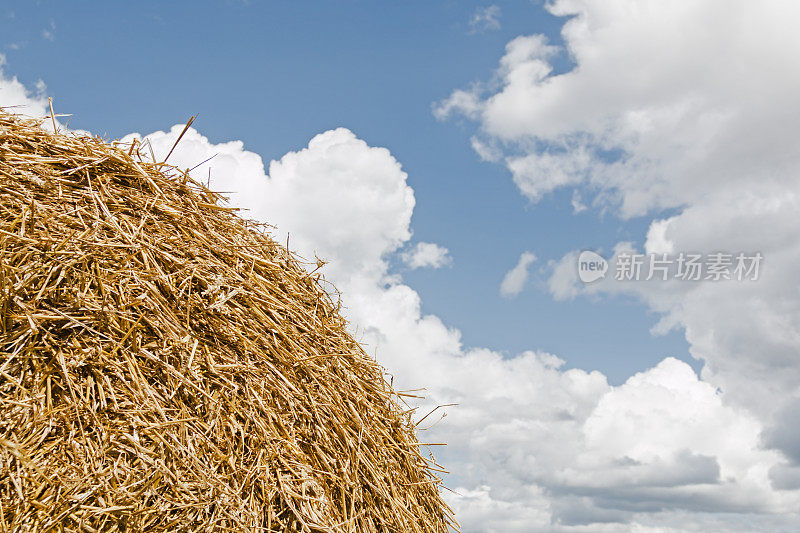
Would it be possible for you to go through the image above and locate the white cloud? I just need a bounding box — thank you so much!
[571,191,587,213]
[402,242,452,269]
[500,251,536,298]
[548,250,582,301]
[439,1,800,217]
[433,88,482,121]
[122,126,414,286]
[506,147,593,202]
[470,136,502,163]
[0,56,49,117]
[469,5,501,34]
[41,19,56,42]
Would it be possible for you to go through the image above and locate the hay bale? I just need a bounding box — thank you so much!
[0,111,455,532]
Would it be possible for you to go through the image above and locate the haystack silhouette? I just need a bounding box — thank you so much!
[0,111,455,532]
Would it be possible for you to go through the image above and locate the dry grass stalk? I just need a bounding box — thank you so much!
[0,110,456,532]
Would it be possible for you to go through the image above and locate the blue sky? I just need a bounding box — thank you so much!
[4,2,800,531]
[2,1,690,384]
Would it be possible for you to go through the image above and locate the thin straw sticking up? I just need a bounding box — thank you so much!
[161,115,196,166]
[48,97,57,132]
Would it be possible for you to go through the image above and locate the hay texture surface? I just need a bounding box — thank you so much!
[0,112,454,532]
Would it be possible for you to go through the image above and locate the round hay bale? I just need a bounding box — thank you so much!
[0,112,455,532]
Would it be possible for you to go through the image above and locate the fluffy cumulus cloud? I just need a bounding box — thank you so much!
[437,0,800,217]
[121,126,414,287]
[500,251,536,298]
[438,0,800,529]
[402,242,453,270]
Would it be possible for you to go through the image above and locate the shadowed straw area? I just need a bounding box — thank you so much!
[0,111,456,532]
